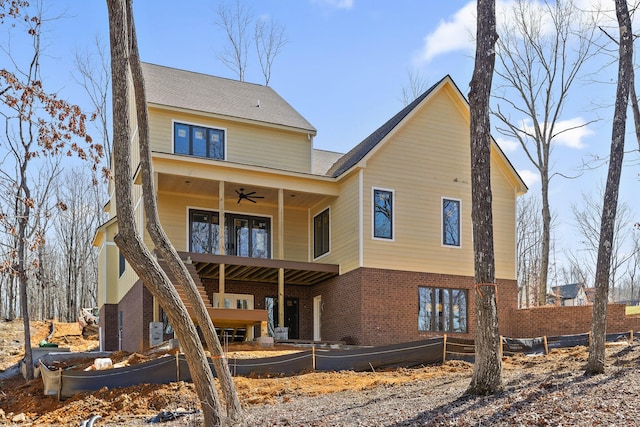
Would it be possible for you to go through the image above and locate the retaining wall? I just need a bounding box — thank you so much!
[507,303,640,338]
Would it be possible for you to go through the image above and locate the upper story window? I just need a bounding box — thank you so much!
[373,188,393,240]
[313,208,330,259]
[442,197,461,247]
[174,122,225,160]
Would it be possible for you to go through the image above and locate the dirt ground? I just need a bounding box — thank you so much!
[0,319,638,426]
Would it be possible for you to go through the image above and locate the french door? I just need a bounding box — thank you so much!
[189,209,270,258]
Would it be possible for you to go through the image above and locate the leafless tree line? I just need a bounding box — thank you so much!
[0,168,104,321]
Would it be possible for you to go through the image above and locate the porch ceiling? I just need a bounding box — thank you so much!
[178,252,339,286]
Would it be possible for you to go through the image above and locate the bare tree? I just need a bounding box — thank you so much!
[254,16,287,86]
[216,0,253,82]
[0,1,101,380]
[399,69,430,106]
[569,187,636,299]
[73,36,112,169]
[492,0,601,305]
[107,0,239,423]
[585,0,632,375]
[53,168,104,321]
[126,0,242,420]
[516,195,543,307]
[466,0,502,395]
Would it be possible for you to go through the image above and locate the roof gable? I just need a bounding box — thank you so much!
[141,62,316,134]
[326,76,527,194]
[327,75,447,177]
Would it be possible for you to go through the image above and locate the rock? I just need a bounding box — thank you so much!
[0,408,5,418]
[12,413,26,423]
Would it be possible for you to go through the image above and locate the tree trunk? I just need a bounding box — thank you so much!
[106,1,224,424]
[585,0,632,375]
[466,0,502,395]
[539,176,551,305]
[124,0,243,420]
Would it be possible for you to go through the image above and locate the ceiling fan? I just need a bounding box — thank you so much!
[235,188,264,204]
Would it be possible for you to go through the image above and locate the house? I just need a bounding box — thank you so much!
[548,284,589,306]
[93,63,527,352]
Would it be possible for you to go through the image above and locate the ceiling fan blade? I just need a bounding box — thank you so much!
[247,197,257,203]
[249,195,264,199]
[245,191,256,196]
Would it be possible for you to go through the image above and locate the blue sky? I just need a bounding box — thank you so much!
[8,0,639,281]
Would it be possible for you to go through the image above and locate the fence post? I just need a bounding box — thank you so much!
[312,345,316,370]
[442,334,447,364]
[175,352,180,381]
[543,336,549,355]
[630,330,634,343]
[499,335,503,358]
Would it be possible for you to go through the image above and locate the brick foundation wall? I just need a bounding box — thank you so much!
[508,304,640,338]
[311,268,518,346]
[118,280,154,352]
[314,269,363,345]
[99,304,119,351]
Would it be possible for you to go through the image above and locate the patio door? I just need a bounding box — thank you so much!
[226,214,270,258]
[265,296,299,339]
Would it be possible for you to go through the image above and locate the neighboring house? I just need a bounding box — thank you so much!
[548,284,589,306]
[93,63,527,352]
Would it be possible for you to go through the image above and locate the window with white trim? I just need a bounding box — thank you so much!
[373,188,393,240]
[313,208,330,258]
[174,122,225,159]
[442,197,461,247]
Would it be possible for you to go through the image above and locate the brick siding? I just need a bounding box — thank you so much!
[117,280,154,352]
[507,304,640,338]
[315,268,518,346]
[99,303,119,351]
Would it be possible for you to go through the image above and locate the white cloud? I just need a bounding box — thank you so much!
[418,0,609,64]
[519,117,593,149]
[495,137,519,152]
[417,2,476,63]
[312,0,354,10]
[517,169,540,187]
[550,118,594,149]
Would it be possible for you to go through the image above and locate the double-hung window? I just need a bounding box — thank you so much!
[373,188,393,240]
[313,208,330,258]
[418,287,467,332]
[442,197,461,247]
[174,122,225,160]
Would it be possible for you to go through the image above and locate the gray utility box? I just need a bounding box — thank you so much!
[149,322,164,346]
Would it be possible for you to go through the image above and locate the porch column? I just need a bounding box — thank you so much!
[219,181,225,303]
[277,189,285,327]
[278,267,285,327]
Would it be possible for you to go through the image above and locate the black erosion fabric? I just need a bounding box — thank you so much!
[59,356,178,399]
[547,333,589,350]
[502,337,546,356]
[315,338,443,372]
[38,330,636,399]
[445,337,475,362]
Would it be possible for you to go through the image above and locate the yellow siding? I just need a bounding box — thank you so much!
[358,85,517,280]
[157,191,309,260]
[314,173,360,271]
[283,208,309,262]
[148,107,312,173]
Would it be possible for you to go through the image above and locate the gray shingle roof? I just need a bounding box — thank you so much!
[326,75,448,178]
[313,148,344,175]
[141,62,316,133]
